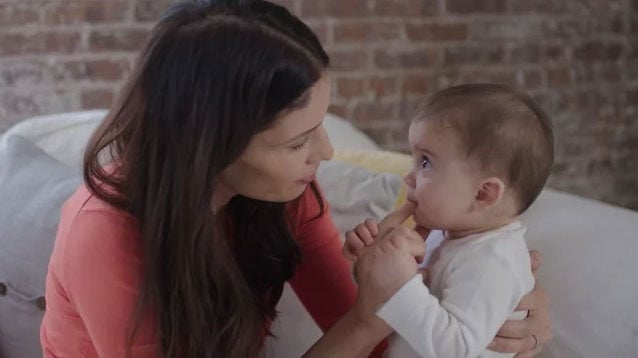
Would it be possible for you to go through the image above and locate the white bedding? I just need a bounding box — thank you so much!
[3,110,637,358]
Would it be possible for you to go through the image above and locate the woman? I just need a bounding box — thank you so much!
[40,1,551,357]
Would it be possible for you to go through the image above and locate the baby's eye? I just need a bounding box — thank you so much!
[421,156,432,170]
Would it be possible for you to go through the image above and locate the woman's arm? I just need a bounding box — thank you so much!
[489,251,553,358]
[301,222,425,357]
[289,185,389,356]
[303,310,391,358]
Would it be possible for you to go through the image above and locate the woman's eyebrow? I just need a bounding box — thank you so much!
[285,122,323,143]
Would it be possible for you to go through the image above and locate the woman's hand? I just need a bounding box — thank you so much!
[353,202,426,321]
[489,250,553,357]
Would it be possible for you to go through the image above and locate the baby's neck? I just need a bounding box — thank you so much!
[446,216,517,239]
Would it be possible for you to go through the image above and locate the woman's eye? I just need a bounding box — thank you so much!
[421,156,432,169]
[291,136,309,151]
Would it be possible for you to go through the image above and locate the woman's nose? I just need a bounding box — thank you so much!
[309,125,334,164]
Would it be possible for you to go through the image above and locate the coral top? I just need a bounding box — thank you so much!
[41,183,359,357]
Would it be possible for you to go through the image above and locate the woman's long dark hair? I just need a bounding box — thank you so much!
[82,1,329,356]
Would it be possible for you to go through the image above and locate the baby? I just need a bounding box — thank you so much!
[345,83,554,358]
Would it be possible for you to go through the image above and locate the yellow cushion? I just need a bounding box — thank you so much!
[332,148,415,228]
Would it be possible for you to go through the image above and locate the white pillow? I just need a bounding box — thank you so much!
[316,160,402,236]
[0,110,106,168]
[520,189,638,358]
[323,113,379,151]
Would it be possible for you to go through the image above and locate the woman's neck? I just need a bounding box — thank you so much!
[212,181,237,213]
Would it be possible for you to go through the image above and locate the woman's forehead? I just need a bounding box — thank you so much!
[258,75,331,145]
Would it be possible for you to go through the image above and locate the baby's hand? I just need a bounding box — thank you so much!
[343,218,379,262]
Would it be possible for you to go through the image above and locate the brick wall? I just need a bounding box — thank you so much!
[0,0,637,210]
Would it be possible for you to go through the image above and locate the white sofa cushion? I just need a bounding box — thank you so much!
[0,136,82,358]
[0,110,107,168]
[521,190,638,357]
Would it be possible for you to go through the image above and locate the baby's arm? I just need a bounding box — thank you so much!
[377,246,533,358]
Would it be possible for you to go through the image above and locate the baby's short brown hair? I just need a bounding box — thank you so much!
[415,83,554,214]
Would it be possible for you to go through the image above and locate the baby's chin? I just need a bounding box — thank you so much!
[413,211,451,233]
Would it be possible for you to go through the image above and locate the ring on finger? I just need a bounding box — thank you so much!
[531,334,540,350]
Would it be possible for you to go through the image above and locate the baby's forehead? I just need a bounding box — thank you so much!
[409,120,473,159]
[409,118,466,145]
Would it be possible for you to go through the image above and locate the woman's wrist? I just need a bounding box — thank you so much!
[352,300,392,338]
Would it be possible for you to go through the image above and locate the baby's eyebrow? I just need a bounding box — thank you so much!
[414,145,437,159]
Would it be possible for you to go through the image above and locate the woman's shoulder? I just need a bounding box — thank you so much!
[62,182,138,232]
[53,183,142,279]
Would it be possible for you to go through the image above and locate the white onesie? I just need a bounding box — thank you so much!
[378,221,535,358]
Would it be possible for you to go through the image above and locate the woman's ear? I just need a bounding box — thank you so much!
[474,176,505,209]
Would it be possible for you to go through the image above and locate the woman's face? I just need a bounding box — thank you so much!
[219,74,334,204]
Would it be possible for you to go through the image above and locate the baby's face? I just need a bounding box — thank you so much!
[404,120,481,231]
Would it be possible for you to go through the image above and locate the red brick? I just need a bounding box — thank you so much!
[544,44,568,62]
[306,21,330,45]
[472,20,543,41]
[352,100,398,122]
[573,64,595,84]
[301,0,370,18]
[402,74,432,95]
[574,41,624,61]
[370,76,399,98]
[400,97,424,119]
[328,49,369,72]
[0,4,40,27]
[134,0,173,22]
[57,59,131,82]
[598,65,622,83]
[509,44,541,64]
[45,1,129,24]
[522,69,544,89]
[89,28,151,52]
[0,58,130,86]
[443,46,504,66]
[328,103,349,118]
[511,0,569,14]
[334,22,403,44]
[447,0,507,14]
[545,19,587,39]
[271,0,297,13]
[375,48,439,69]
[82,89,115,109]
[547,67,572,86]
[336,77,367,98]
[0,91,76,127]
[405,22,467,42]
[458,70,517,85]
[0,60,44,86]
[609,16,624,34]
[0,32,81,56]
[373,0,438,17]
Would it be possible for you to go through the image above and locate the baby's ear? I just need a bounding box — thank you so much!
[474,176,505,209]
